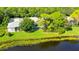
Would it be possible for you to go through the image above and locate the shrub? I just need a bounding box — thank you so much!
[0,29,5,37]
[57,27,65,34]
[5,32,14,37]
[20,17,37,32]
[37,19,45,28]
[65,25,72,31]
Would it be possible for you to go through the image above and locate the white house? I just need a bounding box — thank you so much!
[66,16,76,25]
[7,17,39,32]
[7,18,23,32]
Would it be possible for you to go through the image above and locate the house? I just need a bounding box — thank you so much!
[66,16,79,25]
[68,10,79,25]
[7,18,23,32]
[7,17,39,32]
[66,16,76,25]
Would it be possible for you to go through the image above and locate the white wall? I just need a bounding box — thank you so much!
[8,28,15,32]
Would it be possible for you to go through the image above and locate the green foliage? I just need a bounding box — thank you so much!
[59,7,75,16]
[6,32,14,37]
[20,17,37,32]
[0,7,78,34]
[0,18,2,24]
[70,10,79,18]
[50,12,65,19]
[65,25,72,31]
[40,11,67,33]
[40,13,49,18]
[57,27,65,34]
[0,28,5,37]
[47,23,55,32]
[37,18,45,28]
[0,7,78,26]
[1,16,10,26]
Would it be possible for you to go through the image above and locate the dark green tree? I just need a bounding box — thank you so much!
[20,17,37,32]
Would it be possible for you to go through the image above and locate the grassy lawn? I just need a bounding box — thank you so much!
[12,30,59,39]
[0,29,59,50]
[0,26,79,50]
[0,29,59,40]
[62,26,79,36]
[1,26,79,41]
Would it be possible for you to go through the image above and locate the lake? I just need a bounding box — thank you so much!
[4,40,79,51]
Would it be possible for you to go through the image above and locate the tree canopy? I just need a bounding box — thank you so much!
[20,17,37,32]
[0,7,78,33]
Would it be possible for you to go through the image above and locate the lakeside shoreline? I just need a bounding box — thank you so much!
[1,35,79,50]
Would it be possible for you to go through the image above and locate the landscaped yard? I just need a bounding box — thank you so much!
[1,7,79,50]
[1,26,79,41]
[0,29,59,40]
[62,26,79,36]
[0,26,79,50]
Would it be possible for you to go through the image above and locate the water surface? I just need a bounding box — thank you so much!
[4,40,79,51]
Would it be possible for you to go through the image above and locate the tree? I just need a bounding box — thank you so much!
[0,7,77,33]
[58,7,75,16]
[37,18,45,28]
[70,10,79,19]
[40,11,68,33]
[20,17,37,32]
[48,12,67,32]
[1,16,10,26]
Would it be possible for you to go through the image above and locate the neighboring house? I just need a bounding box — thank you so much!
[7,17,39,32]
[66,16,76,25]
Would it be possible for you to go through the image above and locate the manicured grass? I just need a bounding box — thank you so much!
[62,26,79,36]
[0,29,60,50]
[0,29,59,40]
[12,30,59,39]
[1,27,79,41]
[0,27,79,50]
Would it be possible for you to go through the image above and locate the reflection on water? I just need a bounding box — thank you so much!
[68,40,79,44]
[4,40,79,51]
[38,41,60,48]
